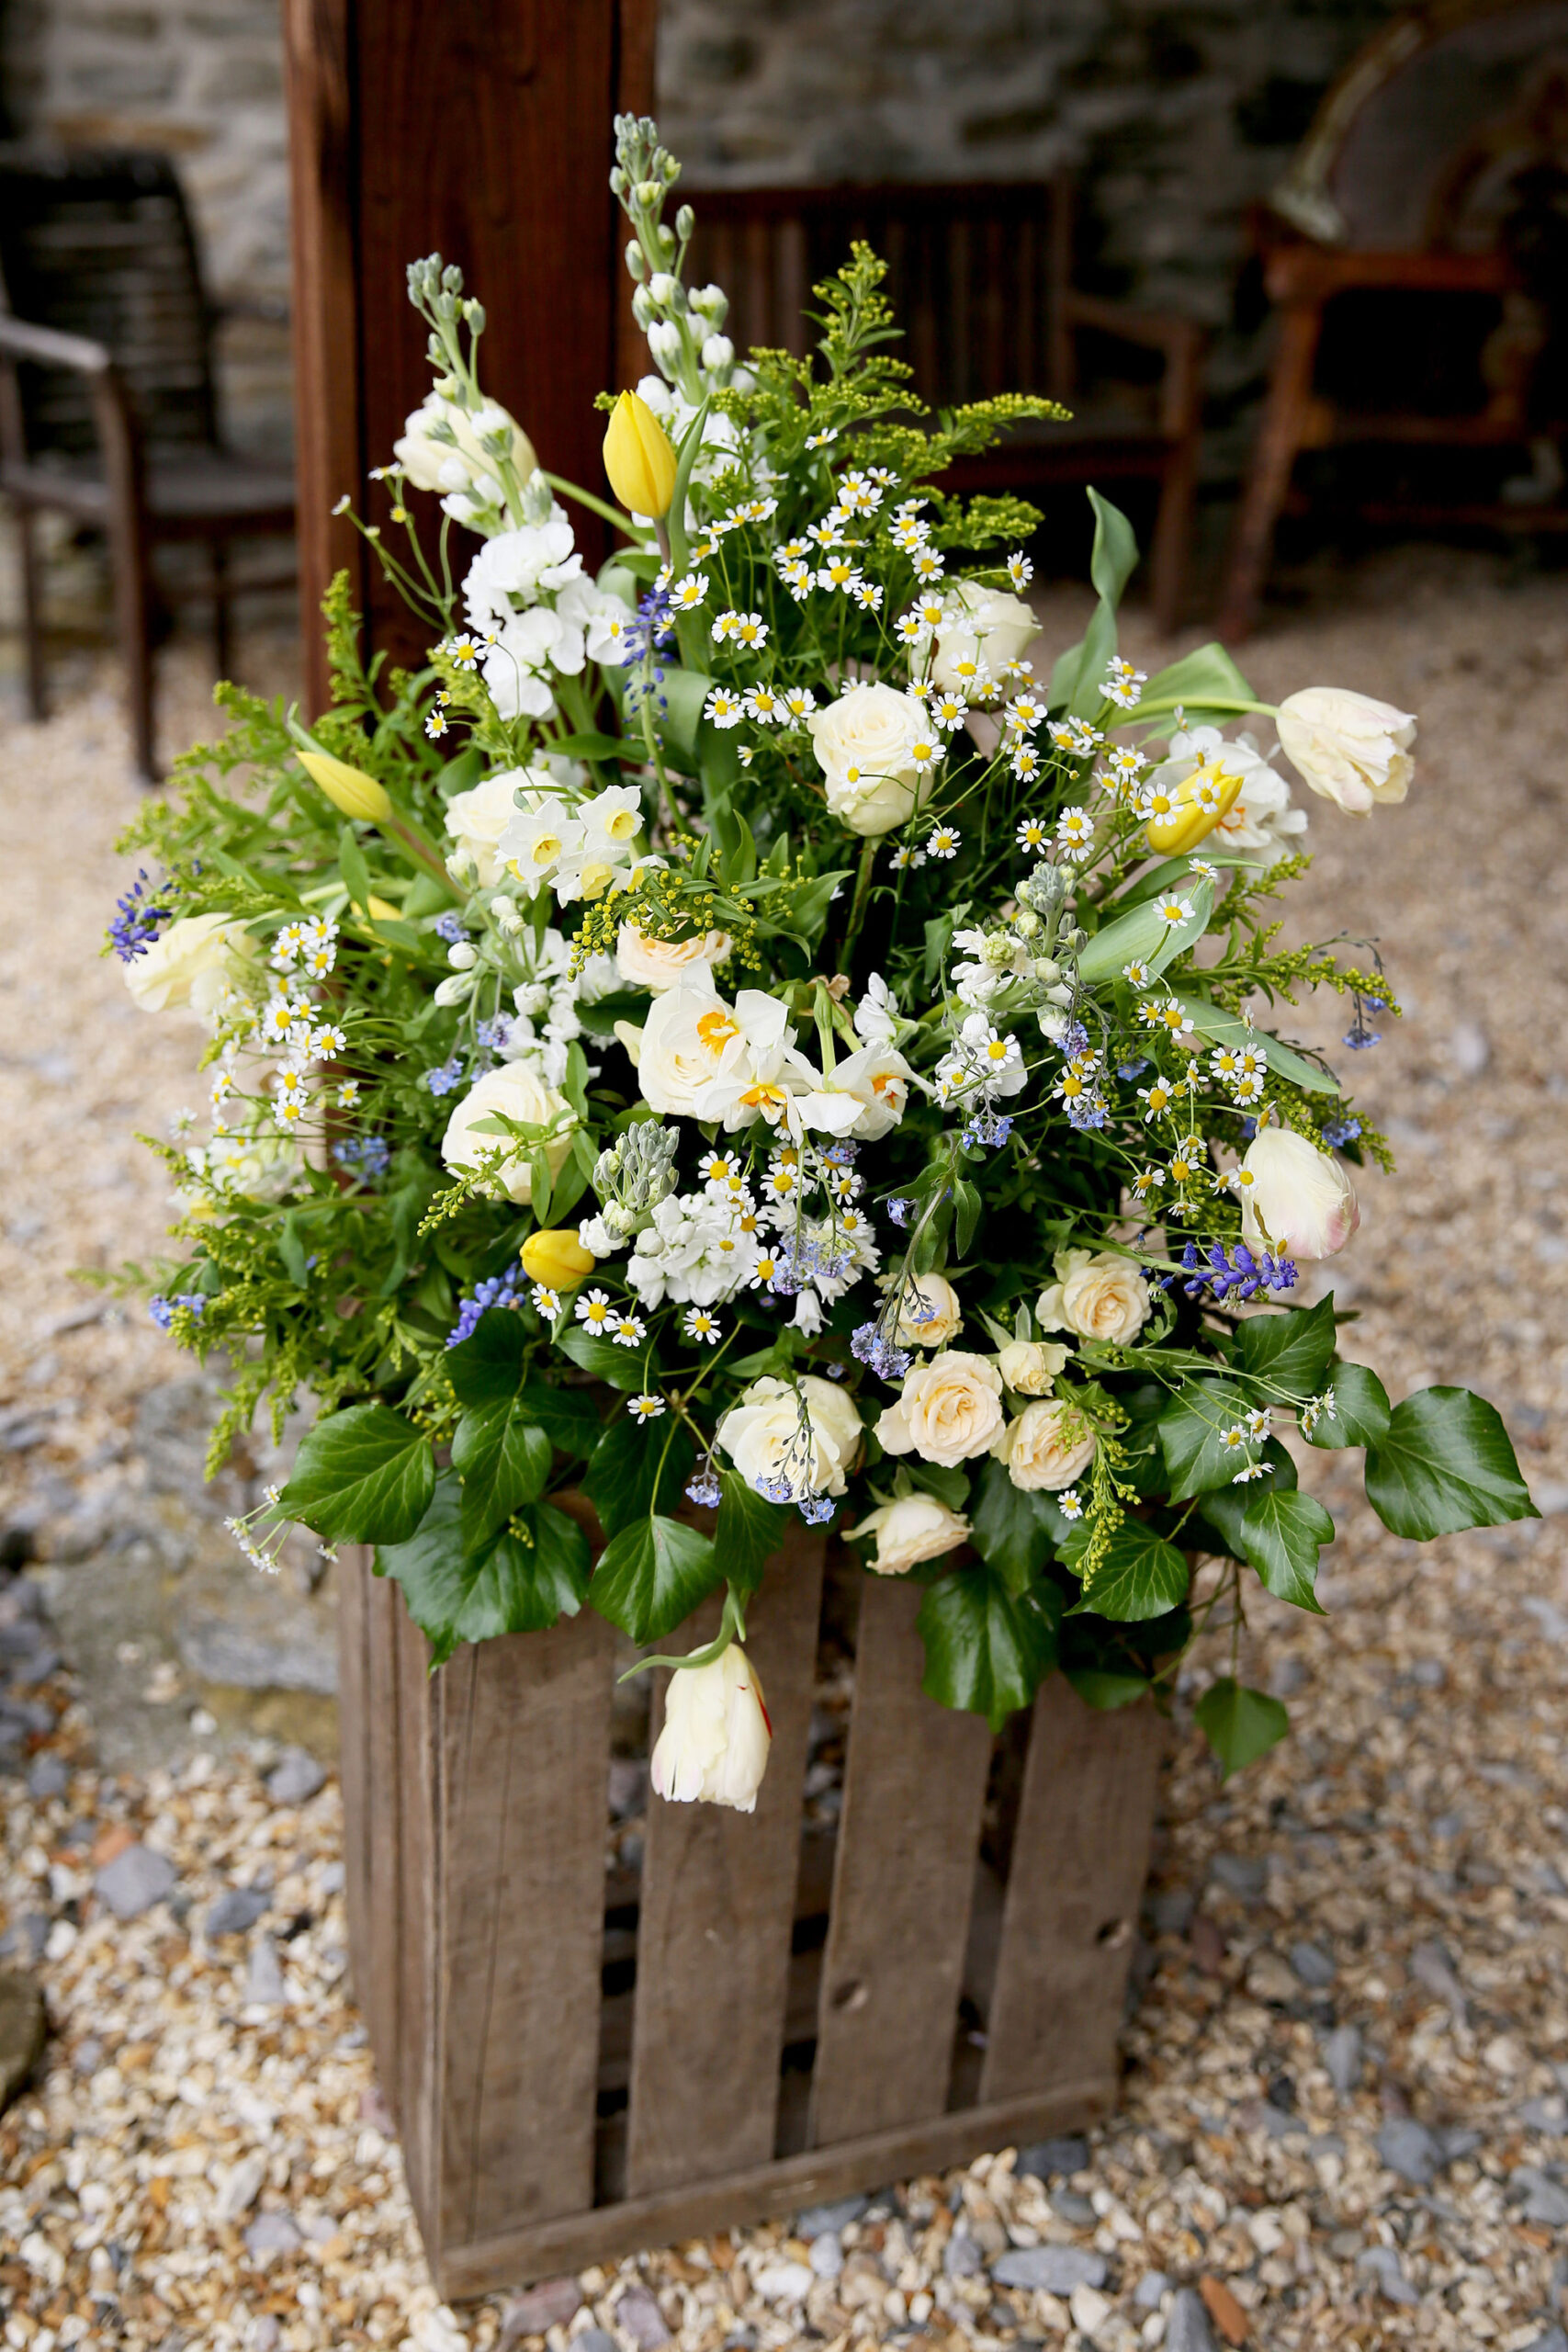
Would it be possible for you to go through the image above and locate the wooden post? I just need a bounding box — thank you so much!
[285,0,656,710]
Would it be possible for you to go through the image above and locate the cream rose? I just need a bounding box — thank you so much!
[931,582,1041,694]
[876,1351,1005,1468]
[994,1398,1098,1492]
[807,684,931,836]
[893,1271,963,1348]
[650,1645,772,1813]
[1275,687,1416,816]
[1036,1250,1150,1346]
[997,1338,1069,1396]
[716,1374,863,1500]
[123,913,252,1024]
[1235,1126,1359,1261]
[847,1492,971,1576]
[439,1061,573,1205]
[443,768,534,888]
[634,974,749,1116]
[616,922,733,992]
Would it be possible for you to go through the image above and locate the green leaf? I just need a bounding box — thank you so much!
[376,1479,591,1666]
[1179,994,1338,1098]
[445,1306,526,1407]
[276,1210,310,1291]
[1136,640,1257,730]
[1365,1387,1539,1539]
[337,820,372,916]
[1235,1293,1338,1400]
[715,1469,794,1600]
[1236,1488,1333,1612]
[278,1403,434,1545]
[550,729,635,762]
[1072,1522,1189,1622]
[591,1512,720,1643]
[968,1455,1052,1595]
[1157,1379,1254,1501]
[583,1413,694,1537]
[1089,486,1140,609]
[1064,1668,1151,1711]
[451,1397,552,1552]
[953,1177,981,1258]
[660,670,714,763]
[1050,491,1139,717]
[916,1564,1058,1732]
[1077,874,1213,988]
[1194,1678,1289,1779]
[1304,1358,1392,1450]
[558,1328,649,1391]
[1191,1437,1298,1554]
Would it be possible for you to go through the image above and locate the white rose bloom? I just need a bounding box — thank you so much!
[807,684,933,836]
[716,1374,863,1499]
[616,924,733,992]
[997,1339,1070,1396]
[931,582,1040,693]
[442,768,536,888]
[994,1398,1098,1492]
[394,392,536,507]
[635,974,752,1117]
[893,1271,963,1347]
[123,913,252,1024]
[1035,1249,1151,1345]
[876,1351,1005,1468]
[650,1645,772,1813]
[847,1492,972,1576]
[1275,687,1416,816]
[439,1061,573,1205]
[204,1130,301,1203]
[462,512,581,623]
[1235,1126,1359,1261]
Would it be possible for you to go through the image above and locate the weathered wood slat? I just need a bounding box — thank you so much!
[361,1565,404,2107]
[335,1546,372,2018]
[979,1681,1165,2104]
[394,1595,438,2244]
[625,1532,826,2195]
[808,1574,992,2146]
[436,1611,616,2252]
[439,2076,1116,2299]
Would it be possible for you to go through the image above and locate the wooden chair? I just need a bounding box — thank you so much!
[685,181,1207,633]
[1218,0,1568,640]
[0,148,297,780]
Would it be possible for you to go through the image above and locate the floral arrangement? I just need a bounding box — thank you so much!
[111,116,1534,1813]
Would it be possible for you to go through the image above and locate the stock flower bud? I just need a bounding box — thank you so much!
[297,750,393,824]
[1145,758,1244,854]
[650,1645,772,1812]
[520,1227,596,1289]
[604,390,677,517]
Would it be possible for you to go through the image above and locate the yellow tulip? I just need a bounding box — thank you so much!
[603,390,677,520]
[298,749,394,824]
[1145,759,1244,855]
[521,1227,597,1290]
[366,895,402,922]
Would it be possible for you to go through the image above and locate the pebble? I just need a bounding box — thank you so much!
[992,2246,1107,2294]
[1322,2022,1363,2096]
[497,2276,582,2339]
[205,1884,272,1938]
[572,2333,618,2352]
[795,2193,869,2237]
[1376,2117,1440,2186]
[1208,1852,1267,1899]
[1165,2287,1217,2352]
[1514,2167,1568,2225]
[1018,2132,1089,2178]
[265,1745,326,1804]
[615,2284,673,2345]
[25,1753,68,1799]
[243,2211,302,2259]
[93,1841,175,1918]
[1050,2184,1098,2223]
[1135,2270,1172,2309]
[1356,2245,1420,2305]
[1288,1939,1336,1987]
[943,2227,986,2278]
[244,1934,288,2005]
[1069,2282,1113,2335]
[808,2231,843,2278]
[1244,1949,1298,2004]
[214,2152,267,2222]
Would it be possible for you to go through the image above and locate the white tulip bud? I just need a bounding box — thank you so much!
[650,1645,772,1813]
[701,333,734,372]
[1234,1126,1359,1261]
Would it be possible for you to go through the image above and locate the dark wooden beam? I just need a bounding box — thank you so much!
[285,0,656,712]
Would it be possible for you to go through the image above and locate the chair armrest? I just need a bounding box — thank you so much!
[1060,291,1208,437]
[0,311,145,526]
[0,313,115,377]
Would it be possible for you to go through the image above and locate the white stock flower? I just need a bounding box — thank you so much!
[394,392,535,510]
[847,1492,971,1576]
[876,1351,1005,1468]
[931,582,1040,694]
[716,1374,863,1498]
[1234,1126,1359,1261]
[1275,688,1416,816]
[626,1192,757,1308]
[650,1645,772,1813]
[993,1398,1098,1491]
[123,914,253,1024]
[807,684,933,836]
[438,1062,573,1205]
[1035,1249,1150,1345]
[615,924,733,992]
[462,513,581,621]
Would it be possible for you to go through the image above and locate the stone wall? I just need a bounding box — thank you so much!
[0,0,292,458]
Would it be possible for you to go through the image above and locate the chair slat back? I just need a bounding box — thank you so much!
[0,146,217,458]
[683,182,1070,408]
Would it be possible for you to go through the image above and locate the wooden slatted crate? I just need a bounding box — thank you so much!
[337,1533,1164,2297]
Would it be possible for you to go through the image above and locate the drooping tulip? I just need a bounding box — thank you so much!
[1275,688,1416,815]
[297,749,393,824]
[650,1644,772,1812]
[1235,1126,1359,1261]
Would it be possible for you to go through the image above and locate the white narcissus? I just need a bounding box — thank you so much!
[439,1062,574,1205]
[847,1492,971,1575]
[122,914,253,1024]
[1275,688,1416,815]
[650,1645,772,1812]
[443,767,534,887]
[1234,1126,1359,1261]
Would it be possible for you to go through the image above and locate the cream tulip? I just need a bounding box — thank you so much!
[1275,688,1416,815]
[1234,1126,1359,1261]
[650,1645,772,1812]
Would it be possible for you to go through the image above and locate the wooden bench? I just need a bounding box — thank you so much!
[685,180,1207,632]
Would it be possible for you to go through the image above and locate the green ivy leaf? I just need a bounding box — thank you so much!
[1303,1358,1392,1450]
[1191,1438,1298,1555]
[1365,1388,1539,1539]
[446,1308,526,1408]
[591,1512,720,1644]
[451,1397,552,1553]
[1194,1678,1289,1779]
[1071,1521,1189,1622]
[558,1328,649,1391]
[715,1470,794,1600]
[376,1479,591,1666]
[582,1413,694,1537]
[916,1564,1059,1732]
[1064,1668,1151,1711]
[1234,1293,1338,1401]
[1236,1488,1334,1612]
[278,1402,434,1545]
[968,1456,1053,1595]
[1157,1379,1254,1501]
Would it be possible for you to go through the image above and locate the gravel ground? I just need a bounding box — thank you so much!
[2,548,1568,2352]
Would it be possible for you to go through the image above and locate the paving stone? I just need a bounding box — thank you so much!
[990,2246,1106,2294]
[94,1843,176,1919]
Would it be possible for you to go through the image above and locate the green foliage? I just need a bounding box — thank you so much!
[916,1564,1060,1732]
[1365,1389,1539,1539]
[1195,1679,1290,1779]
[278,1405,434,1545]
